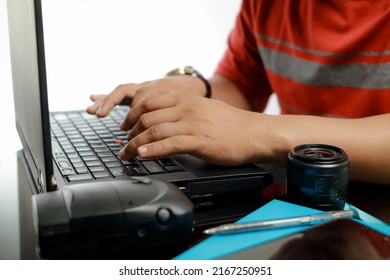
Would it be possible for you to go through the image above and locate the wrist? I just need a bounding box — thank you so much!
[165,66,212,98]
[252,114,292,167]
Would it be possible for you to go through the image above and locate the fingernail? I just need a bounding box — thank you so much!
[137,146,148,156]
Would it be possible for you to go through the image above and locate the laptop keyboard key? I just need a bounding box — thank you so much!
[126,163,149,176]
[157,158,184,172]
[89,166,106,173]
[82,156,99,161]
[158,158,177,166]
[61,168,76,176]
[105,162,122,168]
[164,165,185,172]
[141,161,165,174]
[92,171,111,179]
[67,174,93,182]
[75,167,88,174]
[109,167,129,177]
[85,161,103,167]
[101,156,118,163]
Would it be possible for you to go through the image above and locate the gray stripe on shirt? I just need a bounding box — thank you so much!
[257,34,390,58]
[258,46,390,89]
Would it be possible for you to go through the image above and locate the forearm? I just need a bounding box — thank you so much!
[209,75,253,111]
[258,114,390,184]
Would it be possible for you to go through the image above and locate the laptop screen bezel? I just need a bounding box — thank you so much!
[7,0,54,192]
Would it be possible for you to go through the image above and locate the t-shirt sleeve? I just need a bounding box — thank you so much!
[214,0,272,112]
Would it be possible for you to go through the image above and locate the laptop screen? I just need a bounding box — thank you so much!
[7,0,53,192]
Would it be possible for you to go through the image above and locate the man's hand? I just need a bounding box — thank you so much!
[118,93,268,166]
[85,74,265,166]
[86,76,206,117]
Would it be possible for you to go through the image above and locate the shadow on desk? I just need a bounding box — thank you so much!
[347,182,390,224]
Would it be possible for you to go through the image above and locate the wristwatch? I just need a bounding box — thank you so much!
[165,66,212,98]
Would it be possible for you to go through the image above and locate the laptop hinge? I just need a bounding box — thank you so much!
[50,175,58,190]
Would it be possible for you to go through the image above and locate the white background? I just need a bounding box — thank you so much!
[0,0,278,259]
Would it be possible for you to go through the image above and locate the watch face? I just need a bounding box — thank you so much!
[181,66,195,75]
[164,66,211,98]
[165,66,194,77]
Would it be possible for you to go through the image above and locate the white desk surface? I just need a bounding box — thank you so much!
[0,77,21,260]
[1,0,21,259]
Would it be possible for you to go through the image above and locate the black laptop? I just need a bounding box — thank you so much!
[7,0,272,226]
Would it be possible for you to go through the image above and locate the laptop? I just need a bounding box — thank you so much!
[7,0,272,227]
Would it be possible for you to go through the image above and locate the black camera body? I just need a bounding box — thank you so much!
[32,177,194,259]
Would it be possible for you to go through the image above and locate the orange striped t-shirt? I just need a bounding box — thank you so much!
[215,0,390,118]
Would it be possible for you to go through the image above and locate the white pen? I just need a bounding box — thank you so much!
[203,209,354,235]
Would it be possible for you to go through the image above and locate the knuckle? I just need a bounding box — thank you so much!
[114,83,129,95]
[133,87,145,97]
[154,139,172,157]
[182,105,197,116]
[138,113,152,129]
[147,125,162,140]
[115,84,125,91]
[169,136,183,149]
[141,96,156,111]
[154,141,165,154]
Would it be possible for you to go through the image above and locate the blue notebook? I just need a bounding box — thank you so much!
[175,199,390,260]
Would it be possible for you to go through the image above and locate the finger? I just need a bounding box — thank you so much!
[95,84,137,117]
[120,94,180,131]
[86,94,108,114]
[118,122,180,160]
[128,107,182,138]
[120,134,197,160]
[137,135,198,158]
[86,102,100,114]
[89,94,106,102]
[130,79,175,107]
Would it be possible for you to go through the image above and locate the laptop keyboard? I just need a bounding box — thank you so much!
[50,107,184,182]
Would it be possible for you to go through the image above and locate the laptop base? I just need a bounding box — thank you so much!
[18,150,269,259]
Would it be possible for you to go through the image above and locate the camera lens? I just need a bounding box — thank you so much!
[286,144,349,211]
